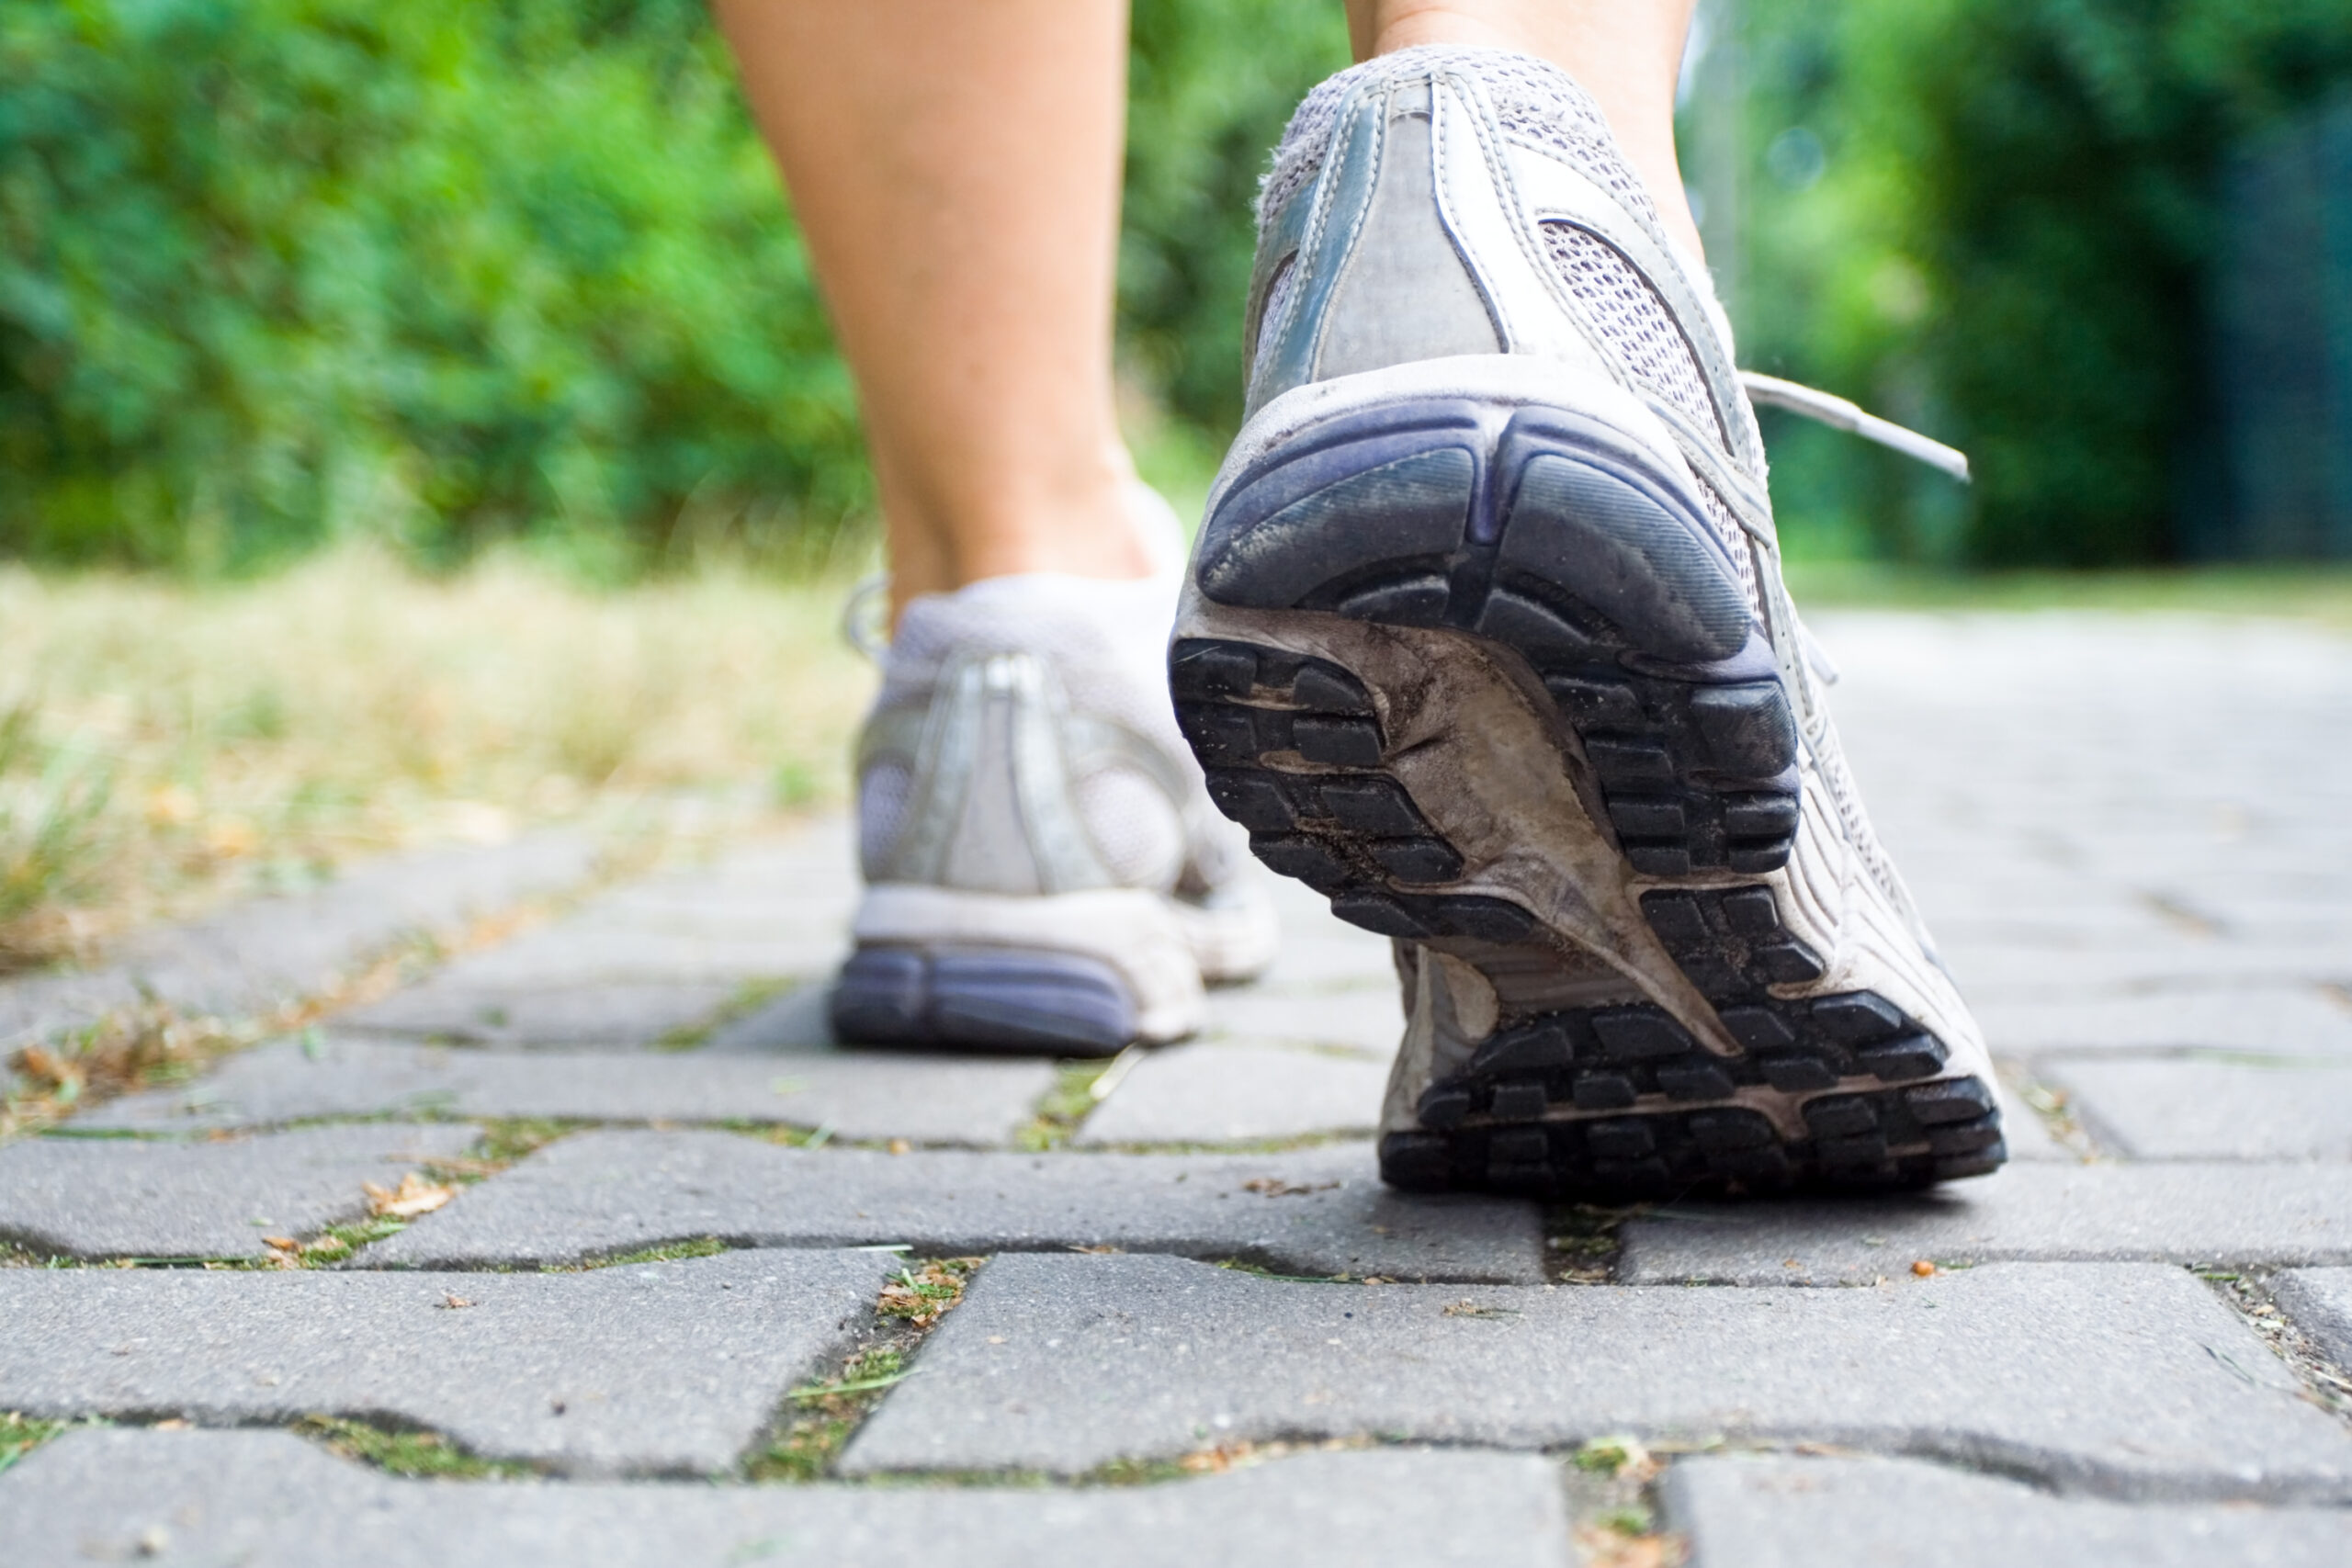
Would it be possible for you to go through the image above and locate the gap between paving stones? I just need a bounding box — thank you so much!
[0,1430,1578,1568]
[2,832,633,1144]
[348,1129,1551,1284]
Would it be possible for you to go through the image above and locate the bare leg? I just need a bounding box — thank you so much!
[713,0,1148,612]
[1347,0,1704,263]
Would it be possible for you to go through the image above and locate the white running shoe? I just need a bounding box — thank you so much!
[834,493,1278,1055]
[1169,47,2003,1194]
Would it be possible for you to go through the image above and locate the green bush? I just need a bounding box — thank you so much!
[1736,0,2352,565]
[1121,0,1349,434]
[0,0,1345,572]
[0,0,864,571]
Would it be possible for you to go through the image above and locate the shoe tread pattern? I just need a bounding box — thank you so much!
[1193,400,1799,877]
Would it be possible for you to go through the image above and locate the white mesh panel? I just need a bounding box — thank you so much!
[1074,764,1185,891]
[1695,477,1762,616]
[858,761,913,872]
[1541,222,1723,443]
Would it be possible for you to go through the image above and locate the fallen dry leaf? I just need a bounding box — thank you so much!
[364,1172,455,1219]
[1574,1527,1685,1568]
[438,1293,476,1310]
[886,1138,911,1156]
[16,1046,83,1092]
[260,1235,300,1252]
[1241,1178,1339,1198]
[1912,1259,1938,1277]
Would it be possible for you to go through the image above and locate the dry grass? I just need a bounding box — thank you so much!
[0,545,876,973]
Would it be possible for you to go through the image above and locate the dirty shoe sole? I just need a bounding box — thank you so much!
[1171,358,2004,1198]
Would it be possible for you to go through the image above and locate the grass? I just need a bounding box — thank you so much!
[584,1236,730,1269]
[1014,1062,1120,1152]
[0,1412,62,1475]
[0,544,876,975]
[744,1344,910,1483]
[293,1416,534,1480]
[1784,559,2352,623]
[744,1258,984,1481]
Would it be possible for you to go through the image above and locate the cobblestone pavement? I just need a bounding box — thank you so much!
[6,612,2352,1565]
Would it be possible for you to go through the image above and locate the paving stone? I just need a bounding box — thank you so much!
[0,1429,1569,1568]
[1945,942,2352,998]
[0,830,598,1050]
[699,982,836,1053]
[1075,1043,1391,1145]
[841,1253,2352,1496]
[1200,986,1401,1056]
[412,927,847,989]
[1663,1453,2352,1568]
[2273,1269,2352,1372]
[0,1249,891,1476]
[336,976,747,1047]
[2041,1058,2352,1159]
[1614,1163,2352,1284]
[1975,988,2352,1056]
[359,1130,1544,1282]
[76,1034,1056,1146]
[0,1124,481,1260]
[1989,1073,2074,1162]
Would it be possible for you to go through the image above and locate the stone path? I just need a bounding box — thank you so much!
[5,611,2352,1564]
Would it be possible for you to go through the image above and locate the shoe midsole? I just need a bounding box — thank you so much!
[852,885,1204,1043]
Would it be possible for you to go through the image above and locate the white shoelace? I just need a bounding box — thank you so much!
[1740,372,1970,482]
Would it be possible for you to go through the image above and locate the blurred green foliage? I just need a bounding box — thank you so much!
[0,0,861,572]
[1736,0,2352,565]
[11,0,2351,571]
[0,0,1342,572]
[1121,0,1348,434]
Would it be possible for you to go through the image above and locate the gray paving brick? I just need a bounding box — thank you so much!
[1942,941,2352,999]
[411,927,846,989]
[0,1249,890,1476]
[358,1130,1544,1282]
[0,830,598,1050]
[337,976,746,1047]
[1200,987,1400,1056]
[1975,988,2352,1056]
[1615,1163,2352,1284]
[75,1034,1056,1146]
[0,1124,480,1260]
[2042,1058,2352,1159]
[840,1253,2352,1496]
[2273,1269,2352,1371]
[1989,1074,2074,1162]
[1074,1043,1390,1145]
[1663,1453,2352,1568]
[700,983,836,1053]
[0,1429,1569,1568]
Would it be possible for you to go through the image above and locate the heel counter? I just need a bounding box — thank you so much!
[1248,77,1501,415]
[865,653,1116,897]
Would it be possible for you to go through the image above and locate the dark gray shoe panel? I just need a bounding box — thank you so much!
[832,948,1136,1056]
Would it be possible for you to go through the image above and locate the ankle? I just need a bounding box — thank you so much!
[1348,4,1706,265]
[885,466,1169,614]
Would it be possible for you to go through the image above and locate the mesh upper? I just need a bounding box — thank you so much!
[859,572,1211,891]
[1540,222,1723,444]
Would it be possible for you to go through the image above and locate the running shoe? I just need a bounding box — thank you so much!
[1170,47,2003,1194]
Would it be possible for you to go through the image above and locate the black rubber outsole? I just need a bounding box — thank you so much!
[1175,394,2002,1198]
